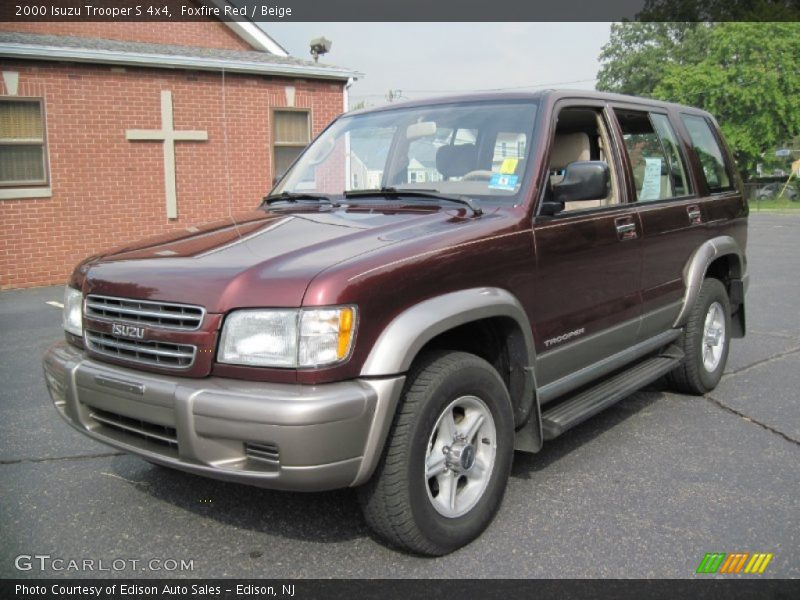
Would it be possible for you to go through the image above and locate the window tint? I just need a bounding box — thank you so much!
[615,109,680,202]
[681,114,732,192]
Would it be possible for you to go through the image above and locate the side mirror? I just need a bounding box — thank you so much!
[541,161,610,215]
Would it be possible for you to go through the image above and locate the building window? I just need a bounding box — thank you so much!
[0,98,49,187]
[273,109,310,179]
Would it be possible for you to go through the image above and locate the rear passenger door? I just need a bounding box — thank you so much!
[612,107,704,341]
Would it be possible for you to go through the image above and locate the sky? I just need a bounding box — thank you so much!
[262,23,613,109]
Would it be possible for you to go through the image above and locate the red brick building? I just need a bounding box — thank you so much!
[0,10,357,288]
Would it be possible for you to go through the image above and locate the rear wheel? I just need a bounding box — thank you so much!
[668,277,731,395]
[358,351,514,555]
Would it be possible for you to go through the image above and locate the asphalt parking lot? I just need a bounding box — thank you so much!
[1,213,798,579]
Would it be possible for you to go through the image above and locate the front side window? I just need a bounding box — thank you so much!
[545,107,620,212]
[681,114,733,192]
[273,101,538,202]
[616,109,691,202]
[0,98,48,187]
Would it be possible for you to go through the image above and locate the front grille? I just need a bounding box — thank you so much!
[245,442,280,466]
[85,331,196,369]
[86,295,204,330]
[88,406,178,452]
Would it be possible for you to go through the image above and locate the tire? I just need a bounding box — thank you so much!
[358,350,514,556]
[668,277,731,395]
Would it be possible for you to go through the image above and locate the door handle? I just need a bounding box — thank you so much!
[687,204,702,225]
[614,216,638,241]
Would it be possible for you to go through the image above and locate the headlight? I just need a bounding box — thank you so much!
[218,307,356,368]
[62,286,83,336]
[299,308,356,366]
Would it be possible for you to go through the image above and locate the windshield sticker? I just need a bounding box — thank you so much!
[488,173,519,191]
[639,157,663,200]
[499,158,519,174]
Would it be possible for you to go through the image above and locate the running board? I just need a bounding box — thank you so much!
[541,350,684,440]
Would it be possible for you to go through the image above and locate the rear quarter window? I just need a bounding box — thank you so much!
[681,115,734,193]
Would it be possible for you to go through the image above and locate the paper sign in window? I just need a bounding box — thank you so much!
[640,157,663,201]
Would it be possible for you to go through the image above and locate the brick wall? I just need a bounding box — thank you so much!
[0,61,345,289]
[0,18,254,51]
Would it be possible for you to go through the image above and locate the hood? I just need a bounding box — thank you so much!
[78,205,482,312]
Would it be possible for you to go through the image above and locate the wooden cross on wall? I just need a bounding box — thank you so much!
[126,90,208,219]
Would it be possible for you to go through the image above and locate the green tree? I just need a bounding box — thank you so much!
[597,21,800,178]
[655,23,800,177]
[636,0,800,21]
[596,22,710,96]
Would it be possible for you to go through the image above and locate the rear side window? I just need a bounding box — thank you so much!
[615,109,690,202]
[650,114,691,197]
[681,115,733,192]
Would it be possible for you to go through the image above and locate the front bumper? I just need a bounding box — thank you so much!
[43,341,404,491]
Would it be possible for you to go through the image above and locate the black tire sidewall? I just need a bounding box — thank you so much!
[405,356,514,553]
[690,279,732,391]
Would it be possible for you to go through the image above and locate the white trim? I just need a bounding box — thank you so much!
[202,0,289,55]
[0,186,52,200]
[224,21,289,56]
[0,43,359,81]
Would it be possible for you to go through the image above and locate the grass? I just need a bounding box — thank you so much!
[750,197,800,212]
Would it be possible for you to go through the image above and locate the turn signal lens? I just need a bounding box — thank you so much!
[337,307,355,360]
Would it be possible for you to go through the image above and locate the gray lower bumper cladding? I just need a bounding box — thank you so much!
[42,342,404,491]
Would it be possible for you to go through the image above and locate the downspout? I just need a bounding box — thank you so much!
[343,76,354,113]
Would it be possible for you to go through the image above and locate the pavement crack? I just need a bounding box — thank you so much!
[102,471,151,487]
[749,329,800,341]
[0,451,125,465]
[705,394,800,447]
[722,345,800,378]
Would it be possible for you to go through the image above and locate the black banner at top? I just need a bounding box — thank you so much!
[1,0,799,22]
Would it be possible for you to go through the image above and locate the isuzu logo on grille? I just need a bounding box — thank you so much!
[111,323,146,339]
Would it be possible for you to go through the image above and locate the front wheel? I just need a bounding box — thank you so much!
[358,351,514,555]
[668,277,732,395]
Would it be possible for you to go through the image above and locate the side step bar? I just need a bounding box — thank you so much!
[541,349,684,440]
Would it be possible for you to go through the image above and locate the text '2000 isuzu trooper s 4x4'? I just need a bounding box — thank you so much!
[44,90,748,555]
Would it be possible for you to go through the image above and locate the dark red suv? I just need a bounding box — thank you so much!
[44,90,748,555]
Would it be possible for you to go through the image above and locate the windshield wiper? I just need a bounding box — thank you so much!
[262,192,339,206]
[343,187,482,216]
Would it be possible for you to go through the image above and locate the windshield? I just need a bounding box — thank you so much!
[272,100,538,202]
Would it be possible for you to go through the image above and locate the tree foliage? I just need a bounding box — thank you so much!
[637,0,800,21]
[596,23,710,96]
[655,23,800,176]
[597,21,800,178]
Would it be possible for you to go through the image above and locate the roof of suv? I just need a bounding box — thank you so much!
[346,89,712,119]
